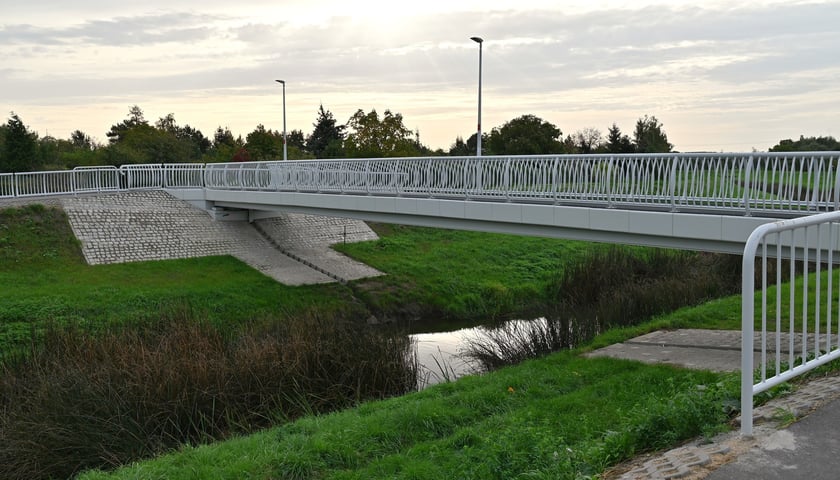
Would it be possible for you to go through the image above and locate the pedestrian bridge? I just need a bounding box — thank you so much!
[6,151,840,433]
[5,152,837,254]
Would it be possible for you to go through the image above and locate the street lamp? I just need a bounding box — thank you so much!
[275,79,287,161]
[470,36,483,157]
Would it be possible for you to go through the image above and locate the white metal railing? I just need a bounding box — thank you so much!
[0,164,205,198]
[3,153,840,217]
[741,211,840,435]
[203,152,840,217]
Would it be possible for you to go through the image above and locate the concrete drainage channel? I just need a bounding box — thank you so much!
[252,221,348,284]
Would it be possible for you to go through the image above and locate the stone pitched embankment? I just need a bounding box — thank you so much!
[52,191,382,285]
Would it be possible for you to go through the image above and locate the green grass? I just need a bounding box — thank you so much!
[81,280,838,480]
[336,223,607,322]
[78,352,734,480]
[0,202,816,479]
[0,205,359,351]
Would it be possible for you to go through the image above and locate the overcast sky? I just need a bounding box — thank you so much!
[1,0,838,152]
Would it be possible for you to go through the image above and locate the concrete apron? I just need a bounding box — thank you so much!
[586,329,764,372]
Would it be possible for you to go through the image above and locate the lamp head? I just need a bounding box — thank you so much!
[275,79,285,85]
[470,36,483,44]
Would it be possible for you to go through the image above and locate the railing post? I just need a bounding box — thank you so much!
[743,155,753,217]
[607,157,614,208]
[426,158,433,198]
[741,238,757,436]
[669,155,678,212]
[464,158,471,200]
[364,160,370,195]
[504,157,511,202]
[834,154,840,210]
[810,155,820,210]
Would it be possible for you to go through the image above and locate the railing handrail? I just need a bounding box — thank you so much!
[741,210,840,435]
[4,153,840,217]
[203,152,840,218]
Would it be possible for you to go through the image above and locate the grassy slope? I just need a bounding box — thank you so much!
[0,205,355,351]
[1,204,759,479]
[335,224,605,322]
[79,351,732,480]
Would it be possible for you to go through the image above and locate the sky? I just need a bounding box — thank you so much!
[1,0,839,152]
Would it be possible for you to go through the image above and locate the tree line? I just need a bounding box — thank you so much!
[0,105,836,173]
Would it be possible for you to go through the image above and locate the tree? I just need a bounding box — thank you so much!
[1,113,39,172]
[61,131,101,168]
[606,123,635,154]
[204,127,243,163]
[100,108,208,165]
[245,124,282,161]
[212,127,236,148]
[632,115,672,153]
[770,135,840,152]
[106,105,148,144]
[287,129,306,151]
[486,114,564,155]
[155,113,211,158]
[344,109,420,158]
[306,104,346,158]
[70,130,94,150]
[449,136,471,156]
[572,127,603,154]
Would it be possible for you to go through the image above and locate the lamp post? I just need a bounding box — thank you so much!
[470,36,483,157]
[275,79,287,161]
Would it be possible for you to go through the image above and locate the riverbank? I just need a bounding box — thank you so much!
[1,202,746,478]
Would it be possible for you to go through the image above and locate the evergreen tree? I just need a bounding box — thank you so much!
[632,115,672,153]
[306,104,346,158]
[106,105,148,144]
[449,136,471,156]
[606,123,635,153]
[1,113,39,172]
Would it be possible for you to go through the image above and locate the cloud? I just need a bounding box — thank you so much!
[0,12,224,47]
[1,0,838,150]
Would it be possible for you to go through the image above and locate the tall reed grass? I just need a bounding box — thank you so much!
[465,249,741,370]
[0,310,417,480]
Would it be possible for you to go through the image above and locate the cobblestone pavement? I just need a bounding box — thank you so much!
[3,191,382,286]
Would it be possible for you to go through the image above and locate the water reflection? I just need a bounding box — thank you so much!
[412,329,478,388]
[411,318,550,389]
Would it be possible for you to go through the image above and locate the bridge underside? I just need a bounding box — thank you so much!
[198,189,783,255]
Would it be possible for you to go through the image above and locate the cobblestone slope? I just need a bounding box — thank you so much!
[55,191,382,285]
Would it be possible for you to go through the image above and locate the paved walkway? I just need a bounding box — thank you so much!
[589,329,840,479]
